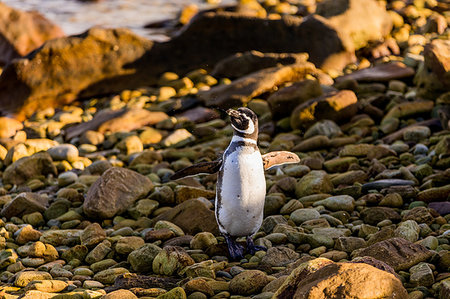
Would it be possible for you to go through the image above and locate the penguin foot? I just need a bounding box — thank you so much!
[224,235,244,260]
[246,236,267,255]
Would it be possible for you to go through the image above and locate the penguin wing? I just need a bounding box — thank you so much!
[170,159,223,180]
[262,151,300,170]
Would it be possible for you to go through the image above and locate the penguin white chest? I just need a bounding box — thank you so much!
[216,146,266,237]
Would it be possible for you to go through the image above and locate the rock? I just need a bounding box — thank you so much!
[290,90,358,129]
[323,157,357,173]
[428,202,450,216]
[199,63,315,109]
[14,271,52,287]
[83,167,153,219]
[290,208,320,225]
[304,120,342,139]
[402,207,434,225]
[336,62,415,83]
[190,232,218,251]
[394,220,420,243]
[313,195,355,212]
[80,223,106,247]
[15,225,42,245]
[47,144,79,162]
[0,3,64,65]
[268,79,323,119]
[177,107,220,124]
[409,262,434,287]
[291,135,330,152]
[152,246,195,276]
[0,249,18,269]
[103,289,138,299]
[115,236,145,255]
[360,207,401,225]
[23,280,68,293]
[353,238,433,271]
[93,267,130,285]
[98,108,168,134]
[415,39,450,98]
[151,199,219,235]
[417,184,450,203]
[274,259,406,298]
[316,0,392,50]
[0,117,23,138]
[128,243,162,273]
[111,273,180,291]
[2,152,57,186]
[229,270,269,296]
[1,192,48,219]
[334,237,366,253]
[361,179,415,192]
[402,126,431,142]
[156,287,186,299]
[295,171,333,198]
[40,229,82,246]
[260,246,300,267]
[0,28,153,120]
[162,129,195,148]
[212,50,309,79]
[183,278,214,297]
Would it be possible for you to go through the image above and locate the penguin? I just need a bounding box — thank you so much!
[171,107,300,259]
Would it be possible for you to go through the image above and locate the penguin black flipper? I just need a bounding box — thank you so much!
[170,159,223,180]
[262,151,300,170]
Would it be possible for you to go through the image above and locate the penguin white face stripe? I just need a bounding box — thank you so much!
[231,135,257,144]
[231,114,255,134]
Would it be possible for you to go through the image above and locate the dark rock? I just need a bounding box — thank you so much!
[428,201,450,216]
[108,273,180,292]
[361,179,415,193]
[2,152,57,186]
[83,167,153,219]
[150,199,219,235]
[199,63,316,109]
[261,246,300,267]
[176,107,219,124]
[0,3,64,65]
[353,238,433,271]
[211,50,309,79]
[268,79,323,119]
[336,62,415,83]
[402,207,435,225]
[360,207,401,225]
[290,90,358,129]
[0,192,48,219]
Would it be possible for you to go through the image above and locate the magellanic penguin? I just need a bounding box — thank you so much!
[171,107,300,259]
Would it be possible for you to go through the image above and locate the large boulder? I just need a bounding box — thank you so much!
[83,167,153,219]
[0,27,153,120]
[316,0,392,50]
[274,258,407,298]
[0,3,64,65]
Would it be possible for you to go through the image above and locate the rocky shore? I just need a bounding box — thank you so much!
[0,0,449,298]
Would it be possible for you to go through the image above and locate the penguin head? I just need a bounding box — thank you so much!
[227,107,258,138]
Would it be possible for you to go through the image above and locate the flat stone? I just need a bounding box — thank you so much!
[336,62,414,82]
[353,238,433,271]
